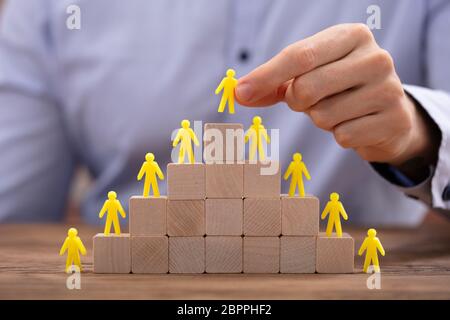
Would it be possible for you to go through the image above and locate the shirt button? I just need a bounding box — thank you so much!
[442,184,450,201]
[238,49,250,63]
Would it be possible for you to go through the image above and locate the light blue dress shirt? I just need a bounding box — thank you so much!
[0,0,449,226]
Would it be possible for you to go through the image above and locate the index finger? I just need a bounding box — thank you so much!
[236,23,373,105]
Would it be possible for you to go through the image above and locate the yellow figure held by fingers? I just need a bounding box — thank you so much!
[358,228,386,273]
[59,227,87,273]
[284,152,311,197]
[215,68,238,114]
[99,191,127,235]
[321,192,348,237]
[137,153,164,197]
[173,119,200,164]
[245,116,270,161]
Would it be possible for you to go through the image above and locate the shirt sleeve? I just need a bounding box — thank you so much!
[372,0,450,213]
[0,0,75,222]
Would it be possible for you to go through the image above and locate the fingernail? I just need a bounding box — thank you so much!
[236,83,253,102]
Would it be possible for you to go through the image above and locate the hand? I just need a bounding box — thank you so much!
[236,24,440,168]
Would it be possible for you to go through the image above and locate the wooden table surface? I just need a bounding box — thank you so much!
[1,213,449,300]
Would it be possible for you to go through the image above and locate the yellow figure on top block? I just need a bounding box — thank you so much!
[137,152,164,197]
[59,227,87,273]
[98,191,127,235]
[321,192,349,237]
[245,116,270,161]
[284,152,311,197]
[358,228,386,273]
[173,119,200,164]
[215,68,238,114]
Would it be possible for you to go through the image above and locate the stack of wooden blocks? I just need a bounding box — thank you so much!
[93,123,354,274]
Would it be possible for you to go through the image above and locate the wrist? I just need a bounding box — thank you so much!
[389,93,441,180]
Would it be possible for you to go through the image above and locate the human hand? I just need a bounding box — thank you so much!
[236,24,440,167]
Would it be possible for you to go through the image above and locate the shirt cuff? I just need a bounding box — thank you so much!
[392,85,450,210]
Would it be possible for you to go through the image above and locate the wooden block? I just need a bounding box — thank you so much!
[93,233,131,273]
[205,164,243,198]
[129,196,167,236]
[281,195,319,236]
[169,237,205,273]
[316,233,354,273]
[167,163,205,199]
[131,236,168,274]
[280,236,316,273]
[243,198,281,236]
[243,161,281,198]
[243,237,279,273]
[204,123,244,163]
[206,199,243,235]
[167,200,205,236]
[205,237,242,273]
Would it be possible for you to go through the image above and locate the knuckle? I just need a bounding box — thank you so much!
[309,108,332,130]
[333,126,352,148]
[284,43,317,72]
[291,78,316,110]
[372,49,395,73]
[352,23,374,42]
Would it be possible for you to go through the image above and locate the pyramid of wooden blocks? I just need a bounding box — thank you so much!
[203,123,244,164]
[93,122,356,275]
[316,233,354,273]
[167,163,205,199]
[129,196,166,236]
[281,195,319,236]
[93,233,131,273]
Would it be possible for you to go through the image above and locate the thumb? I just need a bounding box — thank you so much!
[235,78,291,107]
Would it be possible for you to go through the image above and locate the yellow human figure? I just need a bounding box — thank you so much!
[321,192,349,237]
[215,68,238,114]
[245,116,270,161]
[284,152,311,197]
[98,191,127,235]
[59,227,87,273]
[137,153,164,197]
[173,119,200,164]
[358,228,386,273]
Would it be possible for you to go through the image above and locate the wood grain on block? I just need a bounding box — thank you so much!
[281,195,319,236]
[204,123,244,163]
[243,198,281,236]
[167,163,205,199]
[129,196,167,236]
[206,199,243,236]
[280,236,316,273]
[169,237,205,273]
[205,237,243,273]
[167,200,205,236]
[243,161,281,198]
[131,236,168,274]
[93,233,131,274]
[243,237,280,273]
[205,164,243,198]
[316,232,354,273]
